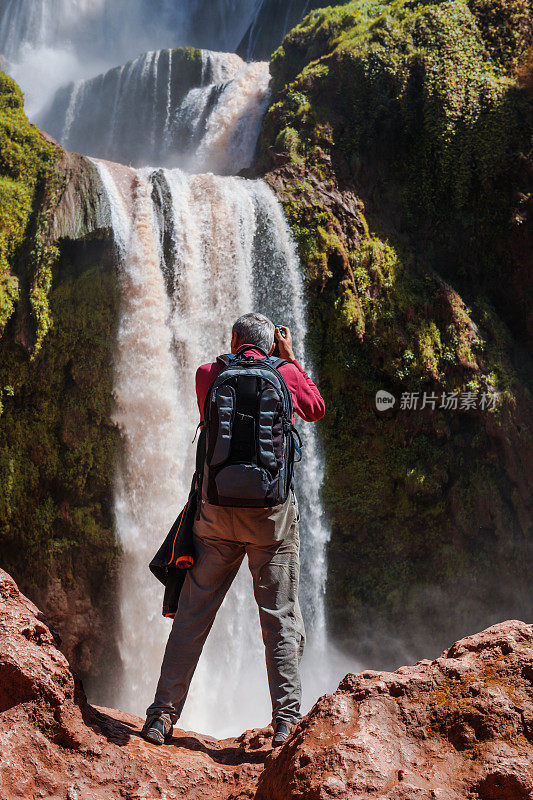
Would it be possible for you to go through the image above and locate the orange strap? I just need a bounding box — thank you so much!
[175,555,194,569]
[167,501,188,566]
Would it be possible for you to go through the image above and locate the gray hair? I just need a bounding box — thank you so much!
[232,313,275,352]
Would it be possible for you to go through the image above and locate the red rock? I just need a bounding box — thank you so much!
[1,568,532,800]
[0,569,270,799]
[257,620,533,800]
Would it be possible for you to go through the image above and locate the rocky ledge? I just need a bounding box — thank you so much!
[0,568,532,800]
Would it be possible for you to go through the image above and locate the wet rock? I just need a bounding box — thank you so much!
[1,569,532,799]
[49,149,111,241]
[0,569,270,799]
[257,620,533,800]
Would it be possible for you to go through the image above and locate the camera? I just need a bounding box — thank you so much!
[272,326,286,357]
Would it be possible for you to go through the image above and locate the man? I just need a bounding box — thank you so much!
[143,313,325,747]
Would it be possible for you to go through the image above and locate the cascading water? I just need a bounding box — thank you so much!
[94,159,335,735]
[0,0,263,117]
[94,161,185,714]
[0,0,261,58]
[0,0,262,61]
[40,50,270,173]
[189,59,269,175]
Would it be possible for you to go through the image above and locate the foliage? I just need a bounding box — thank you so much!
[264,0,532,295]
[0,70,60,349]
[468,0,533,69]
[0,261,120,587]
[0,72,119,638]
[261,0,533,658]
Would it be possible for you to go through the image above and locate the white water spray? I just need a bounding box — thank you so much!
[94,160,337,735]
[0,0,262,117]
[40,50,269,174]
[94,161,185,713]
[191,60,270,175]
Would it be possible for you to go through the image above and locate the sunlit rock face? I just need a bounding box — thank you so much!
[257,619,533,800]
[0,568,271,799]
[2,568,532,800]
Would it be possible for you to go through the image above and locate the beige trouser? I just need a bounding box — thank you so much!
[147,490,306,726]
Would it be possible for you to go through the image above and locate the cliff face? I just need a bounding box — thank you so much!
[237,0,350,61]
[258,0,533,662]
[2,569,532,799]
[0,72,120,688]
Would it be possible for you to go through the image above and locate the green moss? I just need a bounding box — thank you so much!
[468,0,533,70]
[0,71,60,346]
[168,47,206,105]
[274,126,304,162]
[263,0,532,286]
[0,271,18,332]
[0,73,121,631]
[0,260,120,584]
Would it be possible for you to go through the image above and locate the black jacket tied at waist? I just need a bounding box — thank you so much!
[149,476,197,618]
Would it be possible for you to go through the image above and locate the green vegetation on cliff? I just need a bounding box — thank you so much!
[266,0,532,297]
[0,75,120,637]
[0,71,60,351]
[260,0,532,661]
[0,262,119,582]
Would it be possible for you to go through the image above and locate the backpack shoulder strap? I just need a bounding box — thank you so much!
[202,355,235,424]
[267,358,293,412]
[269,357,289,370]
[216,353,236,367]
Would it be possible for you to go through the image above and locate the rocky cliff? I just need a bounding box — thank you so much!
[257,0,533,664]
[237,0,350,60]
[1,569,532,799]
[0,71,120,692]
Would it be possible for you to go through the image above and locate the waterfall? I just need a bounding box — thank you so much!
[189,60,270,175]
[39,50,269,173]
[94,159,333,735]
[0,0,262,118]
[0,0,262,60]
[94,161,185,714]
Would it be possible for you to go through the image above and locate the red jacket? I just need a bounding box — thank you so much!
[195,345,325,423]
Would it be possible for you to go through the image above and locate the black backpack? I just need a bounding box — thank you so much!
[195,347,302,508]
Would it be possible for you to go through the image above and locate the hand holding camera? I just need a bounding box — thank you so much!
[274,325,295,361]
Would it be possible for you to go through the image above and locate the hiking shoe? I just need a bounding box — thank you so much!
[141,714,173,745]
[272,721,291,747]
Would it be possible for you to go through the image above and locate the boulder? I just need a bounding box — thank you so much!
[257,621,533,799]
[1,568,532,799]
[0,569,269,799]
